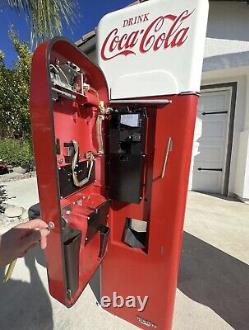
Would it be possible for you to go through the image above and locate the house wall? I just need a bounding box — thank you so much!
[206,1,249,58]
[201,70,249,199]
[203,1,249,199]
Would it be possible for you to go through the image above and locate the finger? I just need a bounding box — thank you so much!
[17,219,48,230]
[40,228,50,249]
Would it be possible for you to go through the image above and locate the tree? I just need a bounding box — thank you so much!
[0,33,34,168]
[0,32,32,138]
[3,0,78,46]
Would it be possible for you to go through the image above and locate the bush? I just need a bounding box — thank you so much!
[0,138,34,169]
[0,32,32,139]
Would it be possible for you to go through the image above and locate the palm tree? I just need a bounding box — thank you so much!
[3,0,78,46]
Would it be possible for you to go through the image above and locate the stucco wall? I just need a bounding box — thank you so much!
[205,1,249,58]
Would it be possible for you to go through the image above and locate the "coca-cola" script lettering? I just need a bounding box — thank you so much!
[101,10,194,61]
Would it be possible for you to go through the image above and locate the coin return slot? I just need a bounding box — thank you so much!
[123,218,147,249]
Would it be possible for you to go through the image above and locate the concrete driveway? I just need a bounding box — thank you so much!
[0,177,248,330]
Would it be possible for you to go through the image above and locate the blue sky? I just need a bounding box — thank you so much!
[0,0,132,67]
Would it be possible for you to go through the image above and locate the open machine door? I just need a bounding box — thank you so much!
[30,38,111,306]
[30,0,209,328]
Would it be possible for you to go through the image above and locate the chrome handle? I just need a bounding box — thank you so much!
[96,114,105,155]
[161,137,173,179]
[71,141,94,188]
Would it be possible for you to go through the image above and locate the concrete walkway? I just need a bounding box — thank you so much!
[0,178,248,330]
[175,192,249,330]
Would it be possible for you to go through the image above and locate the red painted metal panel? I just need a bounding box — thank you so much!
[30,38,110,306]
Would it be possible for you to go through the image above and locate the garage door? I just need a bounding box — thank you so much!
[190,88,232,194]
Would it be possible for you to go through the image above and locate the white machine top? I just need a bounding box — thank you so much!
[97,0,208,99]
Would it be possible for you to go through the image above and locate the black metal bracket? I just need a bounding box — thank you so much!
[201,111,228,116]
[198,168,223,172]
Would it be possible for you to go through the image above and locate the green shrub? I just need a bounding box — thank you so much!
[0,138,34,169]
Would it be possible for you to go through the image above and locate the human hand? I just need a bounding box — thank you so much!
[0,219,50,267]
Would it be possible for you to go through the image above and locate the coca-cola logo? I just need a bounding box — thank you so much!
[101,10,194,61]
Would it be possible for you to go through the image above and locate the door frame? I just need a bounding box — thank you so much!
[200,82,237,196]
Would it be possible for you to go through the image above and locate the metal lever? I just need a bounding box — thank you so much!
[71,141,94,187]
[161,137,173,179]
[96,101,111,155]
[96,114,105,155]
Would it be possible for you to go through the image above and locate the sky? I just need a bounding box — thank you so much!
[0,0,132,68]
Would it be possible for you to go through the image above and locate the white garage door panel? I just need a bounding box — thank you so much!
[194,146,224,162]
[201,120,227,138]
[201,93,229,110]
[191,88,232,194]
[191,169,222,193]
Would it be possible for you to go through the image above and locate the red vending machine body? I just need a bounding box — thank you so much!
[100,94,198,330]
[30,0,209,329]
[96,1,208,327]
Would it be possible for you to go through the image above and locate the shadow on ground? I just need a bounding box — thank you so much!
[89,266,101,304]
[192,191,241,202]
[178,232,249,330]
[0,246,53,330]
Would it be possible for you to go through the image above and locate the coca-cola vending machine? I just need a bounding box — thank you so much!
[30,0,208,329]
